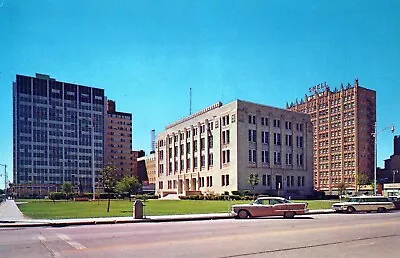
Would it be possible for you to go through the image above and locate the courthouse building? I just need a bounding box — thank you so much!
[155,100,314,198]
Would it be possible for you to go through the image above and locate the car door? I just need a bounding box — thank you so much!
[253,199,273,217]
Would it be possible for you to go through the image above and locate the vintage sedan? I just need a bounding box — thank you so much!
[231,197,308,219]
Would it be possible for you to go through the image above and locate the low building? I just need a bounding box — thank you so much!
[155,100,314,198]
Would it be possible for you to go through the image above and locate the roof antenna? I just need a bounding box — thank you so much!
[190,87,192,115]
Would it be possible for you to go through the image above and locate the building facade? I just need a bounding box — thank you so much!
[155,100,313,197]
[287,79,376,193]
[13,73,105,194]
[104,100,133,180]
[137,152,156,185]
[132,150,145,179]
[378,135,400,184]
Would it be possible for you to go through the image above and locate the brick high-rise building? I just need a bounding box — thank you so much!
[287,79,376,193]
[104,100,133,180]
[13,73,105,194]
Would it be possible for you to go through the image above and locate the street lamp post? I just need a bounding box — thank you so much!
[0,164,7,197]
[372,123,395,195]
[393,170,399,184]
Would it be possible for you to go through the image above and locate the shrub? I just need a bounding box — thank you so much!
[230,195,241,200]
[49,192,67,200]
[231,191,240,196]
[243,190,251,196]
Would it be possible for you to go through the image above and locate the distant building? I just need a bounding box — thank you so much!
[287,79,376,193]
[156,100,314,198]
[378,135,400,184]
[104,100,133,180]
[137,152,156,185]
[132,150,145,179]
[13,73,105,194]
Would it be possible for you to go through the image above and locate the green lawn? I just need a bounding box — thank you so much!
[17,199,337,219]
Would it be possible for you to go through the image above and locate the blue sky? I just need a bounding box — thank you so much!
[1,0,399,188]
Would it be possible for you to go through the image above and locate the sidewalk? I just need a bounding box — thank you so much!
[0,201,335,228]
[0,200,26,221]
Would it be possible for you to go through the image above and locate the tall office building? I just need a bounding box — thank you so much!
[104,100,133,180]
[13,73,105,194]
[287,79,376,193]
[156,100,314,197]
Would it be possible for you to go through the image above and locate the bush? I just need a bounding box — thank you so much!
[132,194,159,200]
[229,195,241,200]
[243,190,251,196]
[49,192,67,200]
[231,191,240,196]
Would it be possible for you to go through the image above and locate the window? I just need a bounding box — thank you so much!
[208,135,213,148]
[222,175,225,186]
[249,129,256,142]
[261,150,269,163]
[267,175,271,186]
[222,115,230,126]
[285,153,292,165]
[297,123,303,131]
[285,135,292,146]
[298,176,301,186]
[273,119,280,128]
[186,158,191,170]
[248,115,256,124]
[206,176,213,187]
[223,130,230,144]
[274,151,281,164]
[297,136,303,148]
[261,131,269,144]
[180,144,184,155]
[285,121,292,130]
[261,117,268,126]
[249,149,257,162]
[209,153,214,166]
[287,176,290,187]
[180,159,184,171]
[186,142,191,154]
[223,150,230,164]
[194,157,198,168]
[297,154,304,166]
[201,155,205,167]
[291,176,294,186]
[225,175,229,186]
[302,176,305,186]
[193,140,198,152]
[274,133,281,145]
[200,138,205,150]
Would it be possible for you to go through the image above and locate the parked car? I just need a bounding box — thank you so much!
[388,196,400,210]
[332,196,395,213]
[231,197,308,219]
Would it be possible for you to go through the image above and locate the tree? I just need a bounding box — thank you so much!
[356,173,369,192]
[62,182,74,200]
[337,182,347,201]
[248,173,259,200]
[116,176,142,201]
[100,165,117,212]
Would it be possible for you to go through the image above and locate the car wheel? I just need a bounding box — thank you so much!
[346,206,356,214]
[284,211,295,219]
[237,210,250,219]
[377,207,387,213]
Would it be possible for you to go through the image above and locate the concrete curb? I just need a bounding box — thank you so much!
[0,210,337,228]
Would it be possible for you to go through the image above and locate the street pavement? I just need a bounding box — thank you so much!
[0,211,399,257]
[0,200,25,221]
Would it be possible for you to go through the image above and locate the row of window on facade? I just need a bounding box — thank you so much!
[249,150,304,166]
[159,152,218,174]
[248,115,304,131]
[249,130,304,147]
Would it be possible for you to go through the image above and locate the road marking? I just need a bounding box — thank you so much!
[37,235,61,257]
[38,235,47,242]
[56,233,87,250]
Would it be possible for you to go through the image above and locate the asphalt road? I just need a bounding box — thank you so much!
[1,212,399,258]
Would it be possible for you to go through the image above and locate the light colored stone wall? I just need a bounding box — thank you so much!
[155,100,313,197]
